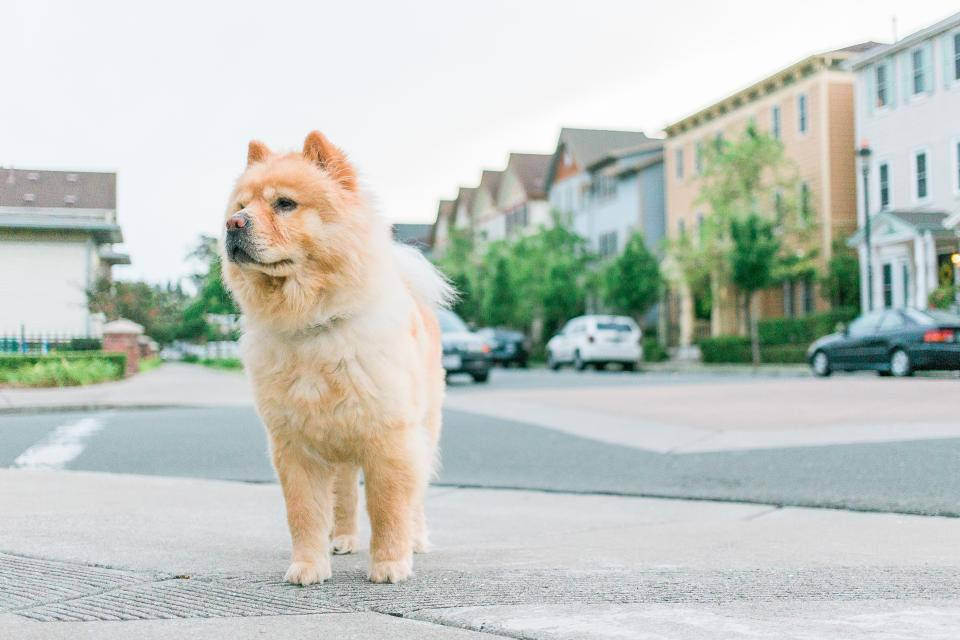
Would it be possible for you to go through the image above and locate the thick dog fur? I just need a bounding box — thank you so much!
[221,131,452,584]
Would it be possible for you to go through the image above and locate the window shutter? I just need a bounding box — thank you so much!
[888,58,898,108]
[943,33,953,87]
[865,66,876,115]
[901,51,912,101]
[923,42,934,94]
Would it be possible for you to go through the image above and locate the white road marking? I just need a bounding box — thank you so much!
[13,416,106,470]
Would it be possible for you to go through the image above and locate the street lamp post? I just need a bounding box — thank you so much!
[858,144,874,311]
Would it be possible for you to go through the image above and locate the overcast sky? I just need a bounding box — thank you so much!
[3,1,957,284]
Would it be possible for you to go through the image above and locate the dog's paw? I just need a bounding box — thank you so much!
[413,535,432,554]
[283,559,331,586]
[331,534,359,555]
[368,559,412,584]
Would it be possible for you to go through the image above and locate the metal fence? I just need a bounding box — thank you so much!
[0,329,102,354]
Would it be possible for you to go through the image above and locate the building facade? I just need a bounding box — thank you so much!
[494,153,552,240]
[545,128,656,254]
[0,168,129,336]
[850,12,960,311]
[664,43,876,341]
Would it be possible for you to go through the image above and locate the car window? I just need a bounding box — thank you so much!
[878,311,905,331]
[847,312,882,337]
[596,322,634,332]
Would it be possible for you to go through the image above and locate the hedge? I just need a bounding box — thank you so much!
[0,351,127,373]
[757,308,858,346]
[699,336,808,364]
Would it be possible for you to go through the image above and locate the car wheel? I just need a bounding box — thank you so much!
[471,372,490,383]
[623,362,636,372]
[593,362,605,371]
[889,349,912,377]
[573,350,586,371]
[547,351,561,371]
[811,350,831,377]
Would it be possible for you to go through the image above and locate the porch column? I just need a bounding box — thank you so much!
[924,231,938,294]
[914,234,927,310]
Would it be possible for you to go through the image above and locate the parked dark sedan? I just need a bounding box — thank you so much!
[807,309,960,377]
[476,328,530,367]
[437,309,492,383]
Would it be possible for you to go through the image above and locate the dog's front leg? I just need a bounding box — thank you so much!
[271,438,334,585]
[364,454,421,584]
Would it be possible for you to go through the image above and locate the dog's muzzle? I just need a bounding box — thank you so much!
[225,213,259,264]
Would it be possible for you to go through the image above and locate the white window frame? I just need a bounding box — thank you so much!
[911,147,931,204]
[878,160,892,210]
[907,44,933,101]
[796,93,808,135]
[874,60,892,111]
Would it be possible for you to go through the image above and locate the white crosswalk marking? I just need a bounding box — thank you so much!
[13,416,106,470]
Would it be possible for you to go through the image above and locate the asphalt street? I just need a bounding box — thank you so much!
[2,368,959,516]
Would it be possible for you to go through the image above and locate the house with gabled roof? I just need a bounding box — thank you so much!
[0,168,129,336]
[429,199,455,256]
[545,128,660,256]
[471,170,505,243]
[495,153,552,239]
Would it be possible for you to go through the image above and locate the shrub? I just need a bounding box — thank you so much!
[0,356,123,387]
[0,351,126,372]
[642,337,668,363]
[699,336,807,364]
[929,285,958,311]
[757,308,858,346]
[200,358,243,370]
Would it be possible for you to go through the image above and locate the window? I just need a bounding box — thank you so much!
[902,262,911,308]
[675,149,684,179]
[911,47,928,95]
[678,219,686,237]
[915,151,928,200]
[802,277,814,315]
[590,175,616,200]
[954,33,960,82]
[771,105,781,139]
[849,312,882,336]
[879,163,890,209]
[797,94,808,133]
[882,263,893,308]
[783,280,795,318]
[695,142,703,174]
[800,183,811,218]
[875,63,889,107]
[714,132,724,151]
[598,231,618,258]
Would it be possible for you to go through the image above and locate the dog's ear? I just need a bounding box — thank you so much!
[247,140,272,166]
[302,131,357,191]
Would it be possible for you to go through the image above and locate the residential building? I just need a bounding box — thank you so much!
[545,128,654,254]
[0,168,129,336]
[471,170,504,243]
[494,153,552,239]
[850,12,960,311]
[428,199,455,256]
[663,42,879,342]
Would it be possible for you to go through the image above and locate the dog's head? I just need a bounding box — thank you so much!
[222,131,377,327]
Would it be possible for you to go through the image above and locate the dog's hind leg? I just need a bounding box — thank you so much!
[331,463,360,554]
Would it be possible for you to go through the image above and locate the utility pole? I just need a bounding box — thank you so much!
[858,143,874,311]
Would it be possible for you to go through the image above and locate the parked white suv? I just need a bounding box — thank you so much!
[546,315,642,371]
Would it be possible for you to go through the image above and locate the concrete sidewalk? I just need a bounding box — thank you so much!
[2,469,959,638]
[0,363,253,413]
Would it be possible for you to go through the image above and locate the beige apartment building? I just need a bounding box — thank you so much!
[663,43,877,342]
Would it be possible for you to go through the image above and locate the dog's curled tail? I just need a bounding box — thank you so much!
[392,242,458,309]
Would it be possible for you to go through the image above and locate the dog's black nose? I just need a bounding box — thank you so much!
[226,212,249,231]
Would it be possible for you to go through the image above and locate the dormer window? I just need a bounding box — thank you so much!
[27,172,39,181]
[64,194,78,205]
[23,193,35,202]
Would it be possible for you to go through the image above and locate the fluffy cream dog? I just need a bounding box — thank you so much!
[221,131,451,584]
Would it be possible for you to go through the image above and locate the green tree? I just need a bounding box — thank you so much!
[820,238,860,311]
[480,243,517,327]
[435,229,480,323]
[177,235,240,342]
[729,214,780,366]
[601,232,661,323]
[87,279,190,344]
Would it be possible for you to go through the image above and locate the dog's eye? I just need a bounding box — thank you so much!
[274,197,297,213]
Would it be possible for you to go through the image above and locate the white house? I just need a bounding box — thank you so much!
[493,153,552,239]
[0,168,129,336]
[850,12,960,311]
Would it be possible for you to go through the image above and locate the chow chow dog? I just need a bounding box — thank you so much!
[221,131,451,584]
